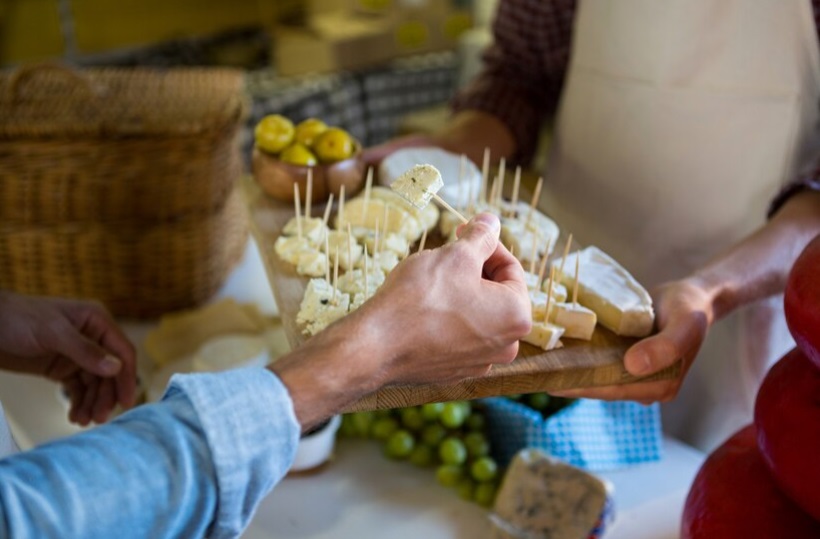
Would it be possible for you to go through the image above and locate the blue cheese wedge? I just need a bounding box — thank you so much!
[552,246,654,337]
[550,302,597,341]
[390,163,444,209]
[491,449,613,539]
[523,320,564,350]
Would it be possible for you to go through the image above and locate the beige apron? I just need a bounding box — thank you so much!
[543,0,820,451]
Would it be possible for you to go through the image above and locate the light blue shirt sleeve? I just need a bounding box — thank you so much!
[0,367,300,539]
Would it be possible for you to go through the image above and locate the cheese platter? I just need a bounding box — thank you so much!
[242,167,680,413]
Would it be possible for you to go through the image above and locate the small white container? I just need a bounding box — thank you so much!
[194,335,270,373]
[290,415,342,473]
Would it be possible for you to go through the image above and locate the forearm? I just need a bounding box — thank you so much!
[0,368,299,539]
[691,190,820,320]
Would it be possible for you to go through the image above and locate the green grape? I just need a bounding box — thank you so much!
[439,437,467,466]
[440,402,467,429]
[527,393,551,411]
[339,414,357,437]
[384,430,415,460]
[422,423,447,447]
[465,413,486,432]
[371,417,399,440]
[470,457,498,482]
[400,407,426,431]
[421,402,445,421]
[464,431,490,458]
[506,394,522,401]
[436,464,464,487]
[474,482,498,508]
[409,444,435,468]
[456,477,475,501]
[373,409,393,420]
[350,412,375,437]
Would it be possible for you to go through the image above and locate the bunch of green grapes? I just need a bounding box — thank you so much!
[339,401,500,508]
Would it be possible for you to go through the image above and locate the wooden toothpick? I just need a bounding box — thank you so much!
[488,176,499,211]
[381,206,390,254]
[293,182,302,241]
[545,266,556,323]
[373,218,380,259]
[511,166,521,215]
[322,193,335,227]
[528,232,538,275]
[433,193,468,224]
[573,251,581,308]
[347,223,353,272]
[526,177,543,228]
[497,158,506,209]
[537,238,552,285]
[364,245,369,300]
[481,147,490,204]
[418,228,428,253]
[324,231,331,284]
[362,166,373,222]
[558,233,574,278]
[306,168,313,219]
[332,245,340,305]
[338,184,346,227]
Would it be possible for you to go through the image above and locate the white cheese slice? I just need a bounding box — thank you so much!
[552,246,654,337]
[390,164,443,209]
[274,236,315,265]
[550,302,597,341]
[523,320,564,350]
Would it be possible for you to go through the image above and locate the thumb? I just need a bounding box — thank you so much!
[455,213,502,262]
[59,333,123,377]
[624,312,706,376]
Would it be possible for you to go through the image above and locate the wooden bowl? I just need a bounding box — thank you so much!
[252,144,366,203]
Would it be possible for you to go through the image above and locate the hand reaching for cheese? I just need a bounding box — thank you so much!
[270,213,532,430]
[0,292,138,425]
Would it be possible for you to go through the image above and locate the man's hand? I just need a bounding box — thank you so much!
[551,278,714,404]
[270,213,532,430]
[0,293,138,425]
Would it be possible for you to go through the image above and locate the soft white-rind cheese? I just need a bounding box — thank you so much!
[550,302,597,341]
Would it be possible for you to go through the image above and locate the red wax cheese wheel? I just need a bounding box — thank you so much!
[755,347,820,521]
[785,234,820,368]
[681,425,820,539]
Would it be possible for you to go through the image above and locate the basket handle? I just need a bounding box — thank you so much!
[6,63,103,102]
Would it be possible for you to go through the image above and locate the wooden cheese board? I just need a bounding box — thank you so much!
[242,176,680,412]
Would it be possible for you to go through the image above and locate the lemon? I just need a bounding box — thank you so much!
[279,143,318,166]
[255,114,295,155]
[395,21,429,50]
[313,127,356,163]
[294,118,328,147]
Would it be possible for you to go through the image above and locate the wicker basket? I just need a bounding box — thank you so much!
[0,64,250,318]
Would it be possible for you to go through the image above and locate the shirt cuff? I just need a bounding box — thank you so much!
[166,368,300,539]
[768,176,820,217]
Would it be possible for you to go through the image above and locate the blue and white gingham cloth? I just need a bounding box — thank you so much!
[482,398,663,472]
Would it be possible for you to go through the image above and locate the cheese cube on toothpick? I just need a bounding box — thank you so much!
[391,164,468,224]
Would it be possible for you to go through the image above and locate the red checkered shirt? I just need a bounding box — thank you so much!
[452,0,820,215]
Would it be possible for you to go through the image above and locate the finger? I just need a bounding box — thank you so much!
[624,311,707,376]
[63,377,84,424]
[93,378,116,424]
[56,329,123,378]
[483,242,527,289]
[454,213,502,264]
[77,376,100,427]
[80,309,138,408]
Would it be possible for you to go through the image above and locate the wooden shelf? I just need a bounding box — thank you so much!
[242,176,679,412]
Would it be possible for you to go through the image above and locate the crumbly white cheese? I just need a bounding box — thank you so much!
[369,186,439,232]
[274,236,316,265]
[282,216,328,246]
[390,164,444,209]
[335,269,385,297]
[491,449,612,539]
[296,251,328,278]
[296,278,350,336]
[552,246,654,337]
[523,320,564,350]
[362,232,410,259]
[550,302,597,341]
[321,230,364,271]
[335,198,422,242]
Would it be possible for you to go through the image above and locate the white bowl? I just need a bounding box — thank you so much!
[290,415,342,473]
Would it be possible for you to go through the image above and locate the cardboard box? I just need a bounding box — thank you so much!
[273,13,395,76]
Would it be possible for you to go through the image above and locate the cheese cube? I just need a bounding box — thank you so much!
[390,164,444,209]
[523,321,564,350]
[296,251,328,278]
[274,236,315,265]
[552,246,654,337]
[335,198,422,242]
[335,269,385,297]
[523,271,541,290]
[282,216,328,246]
[370,186,439,232]
[296,279,350,336]
[528,289,553,321]
[362,232,410,258]
[541,280,568,303]
[550,302,597,341]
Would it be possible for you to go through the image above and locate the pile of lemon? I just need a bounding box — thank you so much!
[254,114,357,166]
